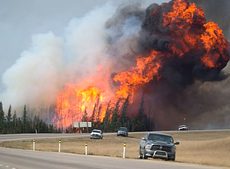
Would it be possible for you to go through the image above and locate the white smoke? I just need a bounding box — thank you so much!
[64,3,115,81]
[1,32,63,109]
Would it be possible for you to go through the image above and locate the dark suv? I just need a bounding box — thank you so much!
[139,132,179,161]
[117,127,128,137]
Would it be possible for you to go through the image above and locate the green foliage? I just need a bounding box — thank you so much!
[0,102,5,133]
[102,102,111,132]
[98,94,154,132]
[0,102,59,134]
[110,99,121,131]
[0,92,155,134]
[120,96,129,127]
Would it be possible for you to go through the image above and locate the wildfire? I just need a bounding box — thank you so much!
[54,0,229,128]
[163,0,205,29]
[201,22,229,68]
[55,84,107,128]
[113,50,161,102]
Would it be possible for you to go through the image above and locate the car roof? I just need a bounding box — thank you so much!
[147,132,173,137]
[179,125,188,127]
[92,129,102,132]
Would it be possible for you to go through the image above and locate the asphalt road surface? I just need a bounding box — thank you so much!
[0,147,225,169]
[0,133,88,142]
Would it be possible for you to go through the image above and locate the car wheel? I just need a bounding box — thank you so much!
[168,154,175,161]
[142,148,148,159]
[168,157,175,161]
[139,148,143,159]
[142,153,148,159]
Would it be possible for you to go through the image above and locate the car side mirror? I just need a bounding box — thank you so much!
[174,141,180,145]
[142,137,147,141]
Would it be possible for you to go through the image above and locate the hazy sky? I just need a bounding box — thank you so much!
[0,0,110,79]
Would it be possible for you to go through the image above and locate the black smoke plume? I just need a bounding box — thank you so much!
[108,0,230,130]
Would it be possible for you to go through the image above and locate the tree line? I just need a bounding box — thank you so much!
[74,95,155,133]
[0,94,155,134]
[0,102,59,134]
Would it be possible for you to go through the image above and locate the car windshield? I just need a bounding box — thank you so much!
[148,134,173,143]
[119,127,127,131]
[92,130,101,133]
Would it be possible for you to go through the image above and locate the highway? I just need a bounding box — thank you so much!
[0,133,120,142]
[0,133,89,142]
[0,132,229,169]
[1,130,229,141]
[0,147,224,169]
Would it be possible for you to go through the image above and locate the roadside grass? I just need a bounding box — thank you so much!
[0,131,230,168]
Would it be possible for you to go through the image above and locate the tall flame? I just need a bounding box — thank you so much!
[201,22,229,68]
[113,51,161,102]
[54,0,229,128]
[55,85,107,128]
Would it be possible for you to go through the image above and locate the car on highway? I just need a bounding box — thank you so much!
[139,132,179,161]
[117,127,128,137]
[90,129,103,139]
[178,124,189,131]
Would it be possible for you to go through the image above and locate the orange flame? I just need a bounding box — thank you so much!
[162,0,205,57]
[163,0,205,29]
[113,51,161,102]
[201,22,229,68]
[55,85,107,128]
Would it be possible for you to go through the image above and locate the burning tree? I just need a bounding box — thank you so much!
[54,0,230,130]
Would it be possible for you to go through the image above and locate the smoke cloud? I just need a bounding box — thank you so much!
[1,0,230,130]
[0,1,155,111]
[1,33,63,109]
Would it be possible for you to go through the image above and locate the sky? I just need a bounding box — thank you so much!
[0,0,109,79]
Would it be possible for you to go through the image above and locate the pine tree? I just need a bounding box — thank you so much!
[91,95,100,122]
[135,95,148,131]
[102,102,111,132]
[12,111,17,133]
[120,96,129,127]
[96,104,102,123]
[5,105,12,133]
[6,105,12,122]
[82,109,88,122]
[91,103,96,122]
[0,102,5,133]
[22,105,28,133]
[110,100,121,131]
[93,104,102,129]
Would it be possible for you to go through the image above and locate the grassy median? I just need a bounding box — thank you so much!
[0,131,230,168]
